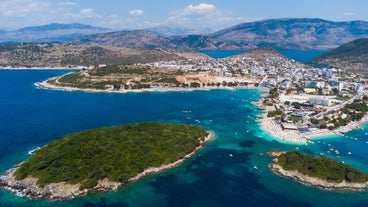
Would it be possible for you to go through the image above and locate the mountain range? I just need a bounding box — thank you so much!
[1,18,368,51]
[73,18,368,50]
[0,23,112,43]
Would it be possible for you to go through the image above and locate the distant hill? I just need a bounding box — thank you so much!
[0,23,112,43]
[72,18,368,51]
[73,30,176,49]
[210,18,368,50]
[169,35,233,50]
[2,18,368,51]
[311,38,368,70]
[0,43,209,68]
[145,26,213,36]
[232,48,288,61]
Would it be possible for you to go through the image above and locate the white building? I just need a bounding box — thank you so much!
[330,80,344,91]
[356,85,364,94]
[304,81,325,88]
[309,98,332,106]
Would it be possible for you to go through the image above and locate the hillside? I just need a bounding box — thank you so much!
[145,26,213,36]
[311,38,368,70]
[232,48,288,61]
[210,18,368,50]
[1,122,210,200]
[0,23,112,43]
[72,18,368,51]
[73,30,176,49]
[0,43,209,68]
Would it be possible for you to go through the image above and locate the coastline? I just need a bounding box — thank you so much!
[35,77,258,94]
[255,95,368,145]
[268,151,368,191]
[0,67,80,70]
[0,132,213,201]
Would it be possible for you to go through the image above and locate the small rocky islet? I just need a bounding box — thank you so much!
[269,151,368,191]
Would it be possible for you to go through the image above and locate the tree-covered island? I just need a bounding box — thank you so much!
[0,122,211,201]
[269,151,368,191]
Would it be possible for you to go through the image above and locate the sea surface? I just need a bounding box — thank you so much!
[1,62,368,206]
[0,70,368,207]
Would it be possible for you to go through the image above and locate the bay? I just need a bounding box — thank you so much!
[1,69,368,207]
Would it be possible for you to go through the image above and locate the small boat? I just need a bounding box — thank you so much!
[335,150,340,155]
[229,154,233,157]
[253,166,258,170]
[348,152,352,155]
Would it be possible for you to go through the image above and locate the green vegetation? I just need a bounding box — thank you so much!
[14,122,208,190]
[267,110,283,117]
[278,151,368,183]
[315,38,368,60]
[268,87,279,99]
[52,65,186,90]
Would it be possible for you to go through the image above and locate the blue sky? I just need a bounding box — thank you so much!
[0,0,367,30]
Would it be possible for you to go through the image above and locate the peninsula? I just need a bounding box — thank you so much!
[269,151,368,191]
[0,122,212,201]
[33,47,368,145]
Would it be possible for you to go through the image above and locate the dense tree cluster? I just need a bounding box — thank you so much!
[278,151,368,183]
[14,122,208,190]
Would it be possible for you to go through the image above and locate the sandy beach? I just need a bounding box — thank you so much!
[260,115,307,144]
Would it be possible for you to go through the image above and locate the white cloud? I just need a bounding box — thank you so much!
[343,12,355,17]
[65,8,101,19]
[129,9,144,16]
[59,1,76,6]
[183,4,216,15]
[167,3,242,30]
[80,8,99,18]
[0,0,48,17]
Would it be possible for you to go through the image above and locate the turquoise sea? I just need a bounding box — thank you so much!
[1,50,368,207]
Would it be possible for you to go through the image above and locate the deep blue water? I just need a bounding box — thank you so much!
[198,50,247,59]
[278,50,326,63]
[1,70,368,207]
[200,49,326,63]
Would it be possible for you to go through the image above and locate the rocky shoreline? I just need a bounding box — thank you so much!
[268,151,368,191]
[0,132,213,201]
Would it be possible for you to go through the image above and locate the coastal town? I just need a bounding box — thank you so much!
[147,50,368,144]
[39,48,368,145]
